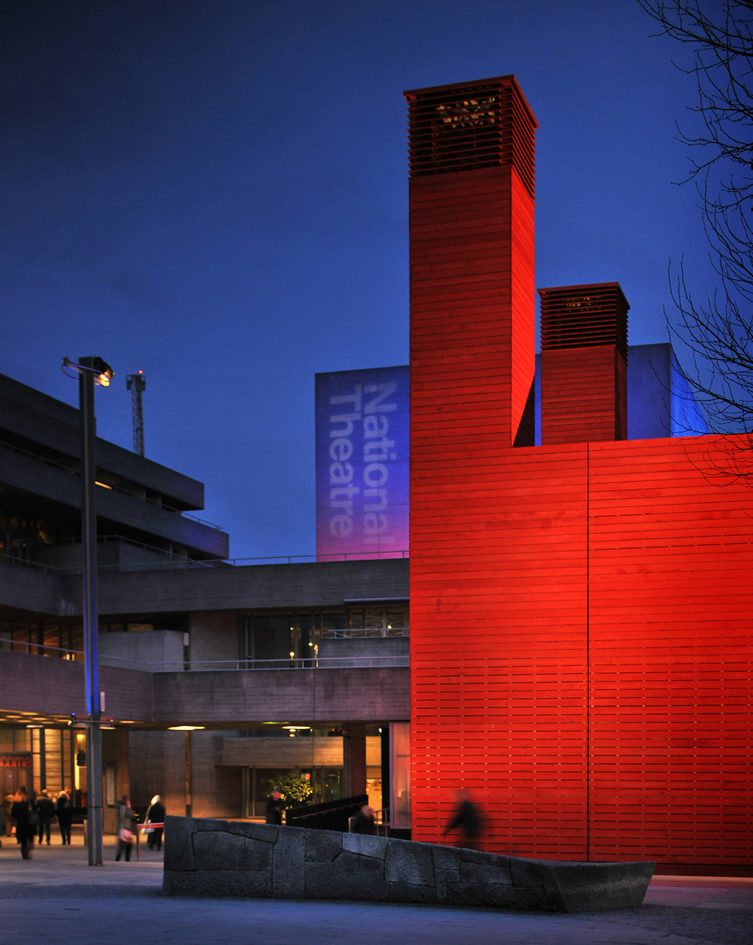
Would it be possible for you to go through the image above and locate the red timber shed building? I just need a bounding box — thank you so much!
[406,75,753,868]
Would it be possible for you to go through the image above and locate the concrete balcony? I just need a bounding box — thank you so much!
[0,646,409,728]
[0,442,228,560]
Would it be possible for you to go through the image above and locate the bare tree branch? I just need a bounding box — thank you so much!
[639,1,753,460]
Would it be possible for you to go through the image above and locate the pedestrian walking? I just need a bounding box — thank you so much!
[144,794,166,851]
[443,788,483,848]
[11,786,34,859]
[351,804,377,835]
[56,787,74,845]
[265,790,283,825]
[35,789,56,845]
[115,796,137,862]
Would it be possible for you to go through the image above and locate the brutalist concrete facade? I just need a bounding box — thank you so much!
[0,371,409,823]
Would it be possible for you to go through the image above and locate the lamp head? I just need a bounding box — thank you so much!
[81,356,114,387]
[64,356,114,387]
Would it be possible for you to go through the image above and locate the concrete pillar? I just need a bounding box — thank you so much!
[341,724,366,798]
[103,728,129,834]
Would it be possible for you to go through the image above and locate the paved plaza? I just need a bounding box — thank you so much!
[1,836,752,945]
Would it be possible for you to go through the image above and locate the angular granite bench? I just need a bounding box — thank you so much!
[163,816,654,913]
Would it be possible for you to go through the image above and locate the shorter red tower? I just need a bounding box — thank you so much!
[539,283,629,444]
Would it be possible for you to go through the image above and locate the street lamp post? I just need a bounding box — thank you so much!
[64,355,113,867]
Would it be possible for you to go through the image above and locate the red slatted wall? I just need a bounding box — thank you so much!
[411,433,753,864]
[411,445,590,858]
[588,436,753,866]
[410,166,531,454]
[541,345,627,444]
[408,75,753,867]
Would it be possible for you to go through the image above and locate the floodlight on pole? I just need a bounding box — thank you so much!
[62,355,114,867]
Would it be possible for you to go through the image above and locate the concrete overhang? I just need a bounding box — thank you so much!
[97,558,409,615]
[0,443,228,559]
[0,373,205,510]
[0,651,409,729]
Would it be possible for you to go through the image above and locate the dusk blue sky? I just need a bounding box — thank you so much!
[1,0,715,558]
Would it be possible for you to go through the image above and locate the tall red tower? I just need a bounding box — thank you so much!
[407,76,537,456]
[407,77,560,852]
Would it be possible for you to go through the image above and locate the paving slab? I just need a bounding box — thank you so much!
[1,838,752,945]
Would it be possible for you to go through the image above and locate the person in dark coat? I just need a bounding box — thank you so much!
[144,794,166,851]
[3,793,14,837]
[56,787,74,845]
[115,796,137,862]
[351,804,377,835]
[35,788,56,845]
[11,786,34,859]
[265,790,283,825]
[443,788,483,847]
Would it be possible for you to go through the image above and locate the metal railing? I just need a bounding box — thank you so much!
[99,654,409,672]
[322,626,409,639]
[0,636,81,659]
[0,638,408,672]
[0,541,410,574]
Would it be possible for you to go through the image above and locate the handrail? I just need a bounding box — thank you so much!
[322,627,408,639]
[0,639,408,671]
[99,655,409,671]
[0,543,410,574]
[0,551,65,573]
[0,636,81,658]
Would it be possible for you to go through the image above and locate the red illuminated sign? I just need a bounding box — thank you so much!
[0,754,32,769]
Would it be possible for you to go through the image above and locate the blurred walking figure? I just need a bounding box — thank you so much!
[265,790,283,825]
[11,786,34,859]
[3,792,14,837]
[443,788,483,848]
[144,794,165,851]
[115,796,137,862]
[351,804,377,835]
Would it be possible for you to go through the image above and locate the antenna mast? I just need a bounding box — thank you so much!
[126,371,146,456]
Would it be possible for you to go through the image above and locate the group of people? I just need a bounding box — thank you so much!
[5,781,476,860]
[4,786,75,858]
[3,786,166,861]
[115,793,165,862]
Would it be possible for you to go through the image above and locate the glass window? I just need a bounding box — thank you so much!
[247,615,292,665]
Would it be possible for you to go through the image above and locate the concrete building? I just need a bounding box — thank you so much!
[0,372,409,829]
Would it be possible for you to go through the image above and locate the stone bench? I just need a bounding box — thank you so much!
[162,816,655,913]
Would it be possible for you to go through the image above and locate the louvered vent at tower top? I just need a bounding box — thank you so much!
[539,283,628,356]
[404,75,537,196]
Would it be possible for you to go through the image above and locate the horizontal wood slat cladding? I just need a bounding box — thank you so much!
[411,433,753,865]
[409,166,534,453]
[541,345,627,444]
[409,76,543,853]
[410,446,589,859]
[407,75,752,868]
[588,437,753,866]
